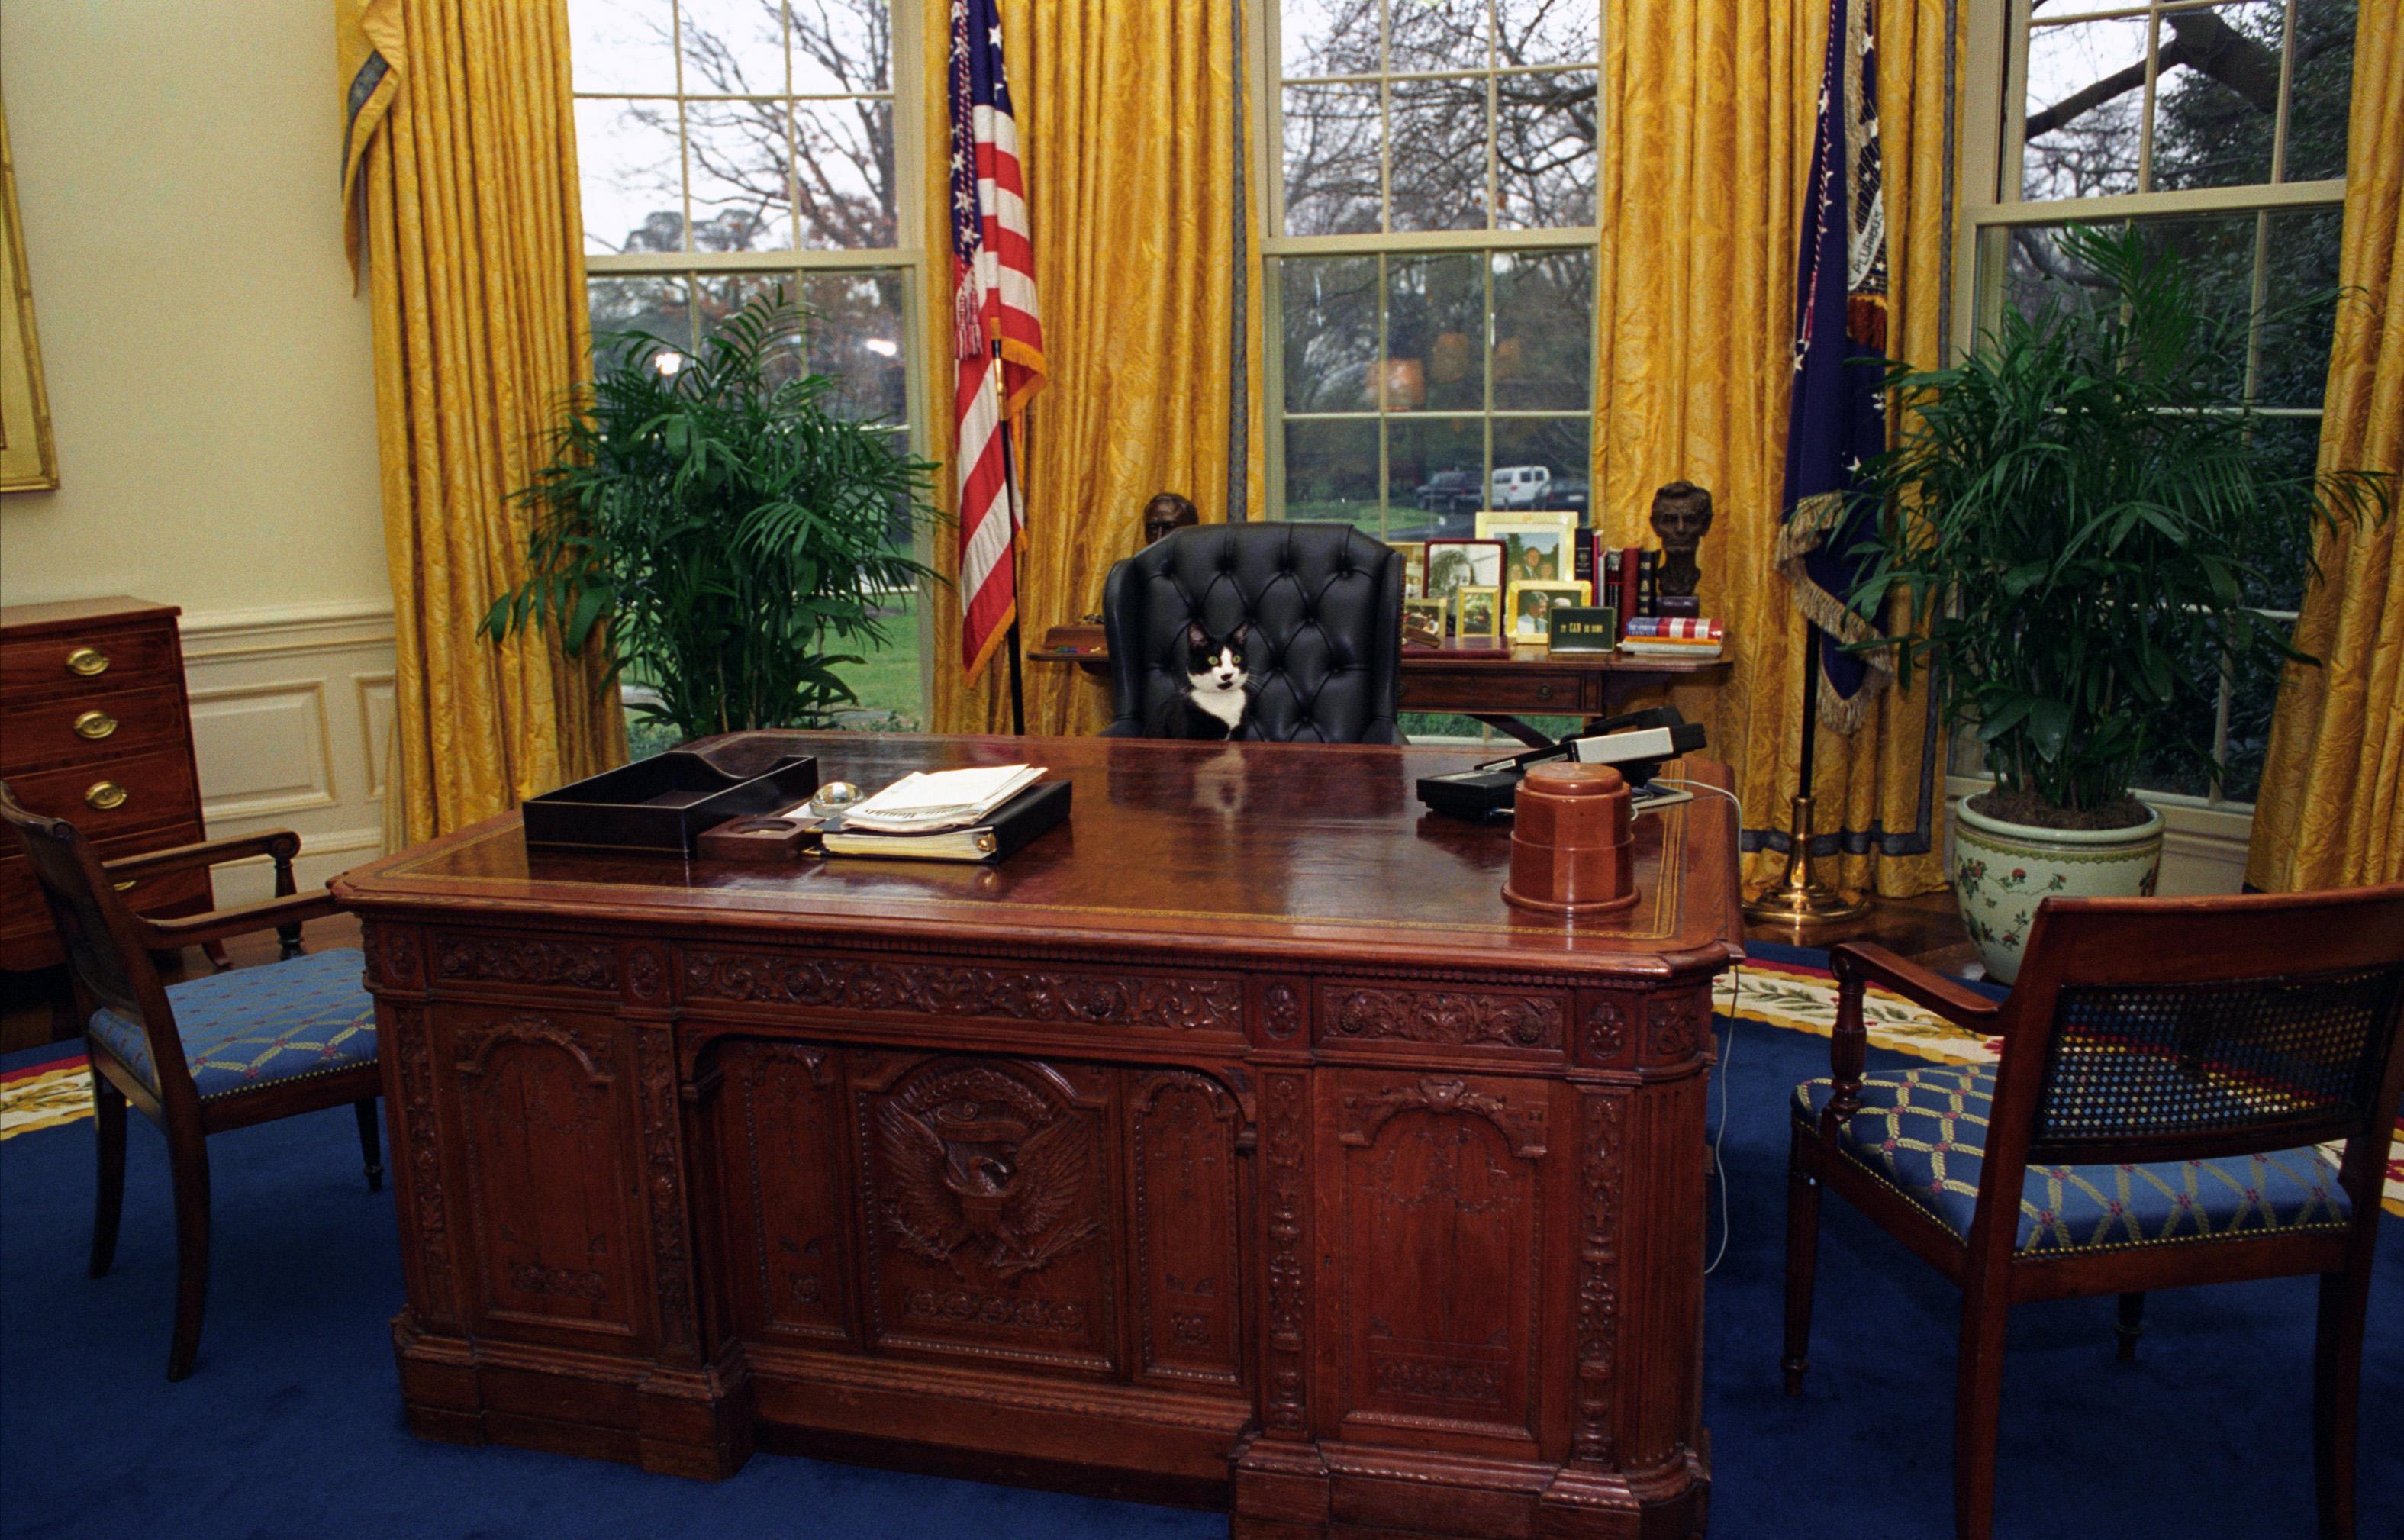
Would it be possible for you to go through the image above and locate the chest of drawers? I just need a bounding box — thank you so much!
[0,597,211,970]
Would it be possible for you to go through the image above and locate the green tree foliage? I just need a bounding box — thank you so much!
[484,292,938,740]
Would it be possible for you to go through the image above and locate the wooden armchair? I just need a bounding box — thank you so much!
[1782,885,2404,1540]
[0,780,382,1381]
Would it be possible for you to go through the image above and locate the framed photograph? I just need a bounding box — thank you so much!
[1401,596,1448,649]
[1478,511,1580,588]
[1454,585,1500,641]
[1388,541,1428,599]
[0,102,59,494]
[1506,580,1590,642]
[1422,539,1503,604]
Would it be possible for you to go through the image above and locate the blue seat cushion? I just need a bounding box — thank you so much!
[89,948,377,1103]
[1793,1063,2351,1255]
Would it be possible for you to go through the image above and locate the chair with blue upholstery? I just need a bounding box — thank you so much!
[0,780,382,1381]
[1783,885,2404,1540]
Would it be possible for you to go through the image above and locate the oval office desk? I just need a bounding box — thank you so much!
[334,733,1742,1540]
[1026,629,1730,747]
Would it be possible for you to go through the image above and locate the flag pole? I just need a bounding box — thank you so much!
[997,409,1027,737]
[1742,628,1868,926]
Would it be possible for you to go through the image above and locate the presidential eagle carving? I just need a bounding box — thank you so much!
[876,1095,1098,1280]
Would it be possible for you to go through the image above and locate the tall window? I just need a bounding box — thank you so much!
[1967,0,2357,804]
[1266,1,1600,540]
[569,0,930,733]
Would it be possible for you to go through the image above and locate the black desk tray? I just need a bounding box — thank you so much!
[522,733,820,855]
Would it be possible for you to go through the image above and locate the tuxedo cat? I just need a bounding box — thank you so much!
[1164,620,1252,740]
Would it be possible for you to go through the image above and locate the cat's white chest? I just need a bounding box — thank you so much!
[1189,683,1246,732]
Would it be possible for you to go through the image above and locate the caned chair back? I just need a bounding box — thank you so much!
[1970,886,2404,1251]
[0,779,193,1107]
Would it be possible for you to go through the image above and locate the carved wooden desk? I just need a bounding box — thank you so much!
[334,734,1740,1539]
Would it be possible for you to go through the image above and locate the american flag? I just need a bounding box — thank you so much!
[949,0,1046,679]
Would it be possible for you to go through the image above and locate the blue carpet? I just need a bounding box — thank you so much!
[3,997,2398,1539]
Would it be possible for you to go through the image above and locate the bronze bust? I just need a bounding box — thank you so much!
[1648,481,1714,618]
[1142,491,1199,547]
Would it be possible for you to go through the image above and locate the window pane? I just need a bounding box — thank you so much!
[791,0,892,93]
[2021,16,2147,201]
[588,274,692,366]
[1390,76,1489,230]
[1283,419,1382,535]
[1387,253,1484,411]
[1281,256,1381,411]
[1283,0,1380,78]
[2283,0,2355,182]
[1494,70,1595,229]
[1386,417,1484,538]
[694,272,804,384]
[2219,652,2283,803]
[806,269,909,423]
[795,98,897,247]
[1490,417,1588,517]
[1284,81,1384,234]
[2255,208,2344,410]
[679,0,785,95]
[2151,2,2286,192]
[1390,0,1487,74]
[2127,623,2223,799]
[2241,413,2327,611]
[836,583,926,730]
[685,101,793,250]
[572,0,676,94]
[1491,249,1590,409]
[1998,217,2258,404]
[1497,0,1598,67]
[577,98,685,255]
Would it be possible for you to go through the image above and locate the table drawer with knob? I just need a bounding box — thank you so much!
[0,623,181,698]
[0,747,201,841]
[0,685,192,772]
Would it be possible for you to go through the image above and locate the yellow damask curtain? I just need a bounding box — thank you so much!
[922,0,1262,737]
[2246,5,2404,890]
[1590,0,1953,899]
[338,0,623,845]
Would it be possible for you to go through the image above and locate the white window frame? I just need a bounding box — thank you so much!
[1251,0,1606,531]
[1951,0,2350,826]
[573,0,940,714]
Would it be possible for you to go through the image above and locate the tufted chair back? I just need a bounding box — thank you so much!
[1100,522,1404,743]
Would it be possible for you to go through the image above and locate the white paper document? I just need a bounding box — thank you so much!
[841,765,1046,834]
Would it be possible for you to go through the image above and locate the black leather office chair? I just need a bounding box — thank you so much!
[1100,523,1405,743]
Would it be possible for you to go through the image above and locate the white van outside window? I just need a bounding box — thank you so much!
[1489,466,1552,509]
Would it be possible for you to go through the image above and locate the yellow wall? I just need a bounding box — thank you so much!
[0,0,387,620]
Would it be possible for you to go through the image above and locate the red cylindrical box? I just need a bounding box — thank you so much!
[1503,761,1639,918]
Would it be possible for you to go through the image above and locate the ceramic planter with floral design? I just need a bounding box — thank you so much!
[1951,795,2163,985]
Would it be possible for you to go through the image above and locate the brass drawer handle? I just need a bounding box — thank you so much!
[66,646,110,677]
[74,710,119,741]
[1533,681,1556,701]
[112,878,137,892]
[85,781,128,812]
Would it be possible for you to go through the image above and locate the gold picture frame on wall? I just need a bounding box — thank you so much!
[1,91,60,494]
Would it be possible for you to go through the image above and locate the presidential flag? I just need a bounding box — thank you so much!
[950,0,1047,680]
[1774,0,1894,733]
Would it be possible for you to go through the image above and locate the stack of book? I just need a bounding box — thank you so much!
[820,763,1071,861]
[1616,617,1724,662]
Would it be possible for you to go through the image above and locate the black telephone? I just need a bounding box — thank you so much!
[1415,707,1707,821]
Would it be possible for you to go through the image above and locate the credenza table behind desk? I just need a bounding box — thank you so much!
[1028,630,1729,747]
[334,733,1742,1540]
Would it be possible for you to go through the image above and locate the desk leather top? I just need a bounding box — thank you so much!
[334,734,1742,978]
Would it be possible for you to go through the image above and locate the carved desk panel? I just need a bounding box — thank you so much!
[335,734,1740,1538]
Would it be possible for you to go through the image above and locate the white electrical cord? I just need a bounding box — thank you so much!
[1641,776,1750,1278]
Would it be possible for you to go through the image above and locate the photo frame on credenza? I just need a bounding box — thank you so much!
[1423,539,1503,606]
[1454,585,1500,641]
[1389,541,1428,599]
[0,98,56,494]
[1478,511,1577,588]
[1401,596,1448,649]
[1507,579,1590,642]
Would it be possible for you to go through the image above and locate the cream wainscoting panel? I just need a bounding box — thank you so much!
[179,603,396,905]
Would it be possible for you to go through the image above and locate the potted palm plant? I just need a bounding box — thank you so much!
[485,292,937,741]
[1846,226,2385,983]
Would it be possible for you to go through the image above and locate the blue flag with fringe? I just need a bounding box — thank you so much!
[1774,0,1895,734]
